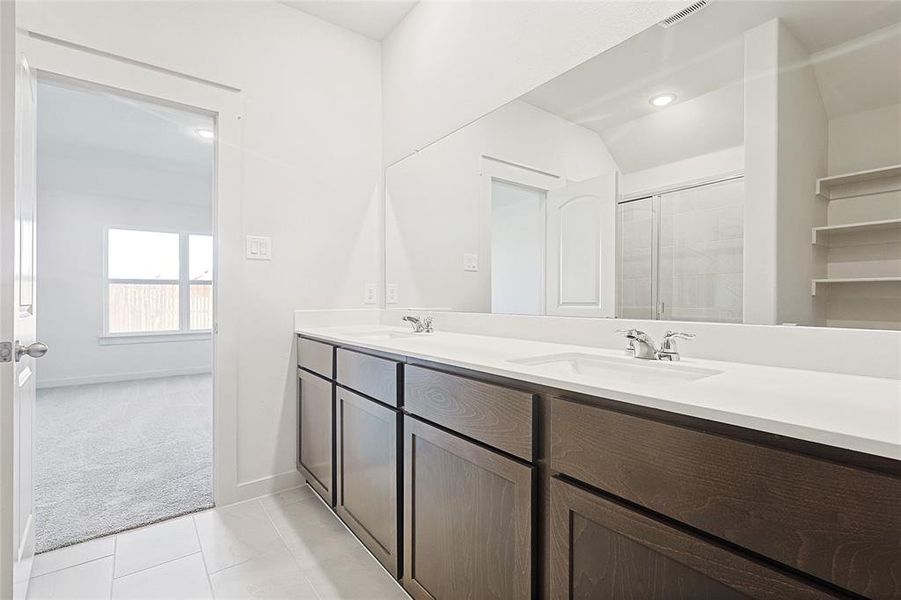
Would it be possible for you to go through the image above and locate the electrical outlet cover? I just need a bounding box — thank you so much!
[386,283,399,304]
[463,253,479,272]
[364,283,378,304]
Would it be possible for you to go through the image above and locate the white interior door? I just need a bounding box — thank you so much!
[546,173,616,317]
[1,49,41,600]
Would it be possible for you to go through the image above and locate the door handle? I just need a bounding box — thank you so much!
[15,341,48,361]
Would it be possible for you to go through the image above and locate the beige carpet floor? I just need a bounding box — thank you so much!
[34,374,213,552]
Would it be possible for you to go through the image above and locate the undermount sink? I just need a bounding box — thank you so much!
[510,352,722,385]
[345,330,416,341]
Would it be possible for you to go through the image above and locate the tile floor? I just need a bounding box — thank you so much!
[27,485,410,600]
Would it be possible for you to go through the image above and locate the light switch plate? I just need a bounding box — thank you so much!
[245,235,272,260]
[386,283,399,304]
[463,253,479,272]
[364,283,378,305]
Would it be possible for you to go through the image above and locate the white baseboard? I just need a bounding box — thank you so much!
[37,367,212,389]
[234,470,304,503]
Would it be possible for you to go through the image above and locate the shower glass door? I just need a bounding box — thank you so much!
[618,177,744,323]
[617,196,656,319]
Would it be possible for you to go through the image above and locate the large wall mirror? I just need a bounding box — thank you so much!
[385,0,901,329]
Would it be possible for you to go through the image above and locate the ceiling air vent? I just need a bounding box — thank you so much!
[658,0,710,28]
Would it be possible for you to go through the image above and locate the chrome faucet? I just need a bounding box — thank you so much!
[617,329,659,360]
[616,329,694,361]
[402,314,433,334]
[657,331,695,361]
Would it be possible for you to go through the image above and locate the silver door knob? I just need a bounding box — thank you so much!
[15,341,48,361]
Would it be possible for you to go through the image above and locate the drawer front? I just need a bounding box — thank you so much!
[298,368,334,504]
[550,397,901,600]
[404,416,533,600]
[336,388,400,577]
[405,365,535,462]
[337,348,400,407]
[548,477,838,600]
[297,337,334,380]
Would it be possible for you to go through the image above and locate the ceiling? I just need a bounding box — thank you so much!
[278,0,419,41]
[522,0,901,173]
[37,78,214,172]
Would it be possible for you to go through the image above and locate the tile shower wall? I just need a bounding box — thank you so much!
[659,178,744,323]
[618,198,655,319]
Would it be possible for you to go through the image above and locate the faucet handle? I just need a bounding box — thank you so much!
[615,328,641,338]
[662,330,695,343]
[421,315,433,333]
[616,329,642,356]
[659,331,694,360]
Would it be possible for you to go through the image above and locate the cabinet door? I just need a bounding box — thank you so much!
[298,369,333,504]
[403,417,533,600]
[548,477,840,600]
[336,388,400,577]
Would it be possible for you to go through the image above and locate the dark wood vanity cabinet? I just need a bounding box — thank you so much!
[335,387,401,577]
[548,477,838,600]
[549,396,901,600]
[297,367,334,504]
[403,416,534,600]
[296,334,899,599]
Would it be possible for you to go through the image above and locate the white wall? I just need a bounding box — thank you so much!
[19,0,383,499]
[828,102,901,175]
[621,146,745,197]
[742,19,829,327]
[381,0,692,165]
[775,21,828,326]
[742,20,780,325]
[386,99,615,312]
[36,146,213,387]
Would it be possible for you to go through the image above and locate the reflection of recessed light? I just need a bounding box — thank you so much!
[649,93,676,107]
[195,128,215,140]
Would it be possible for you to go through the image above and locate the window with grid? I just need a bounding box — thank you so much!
[106,229,213,335]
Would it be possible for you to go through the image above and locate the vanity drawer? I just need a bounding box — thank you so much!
[337,348,401,407]
[297,336,334,380]
[550,397,901,600]
[405,365,535,462]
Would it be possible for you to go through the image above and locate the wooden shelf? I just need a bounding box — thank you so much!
[811,277,901,295]
[816,164,901,200]
[812,218,901,244]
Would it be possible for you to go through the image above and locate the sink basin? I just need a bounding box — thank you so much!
[346,330,416,341]
[510,352,722,385]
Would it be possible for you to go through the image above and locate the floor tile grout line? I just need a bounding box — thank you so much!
[190,516,216,598]
[28,554,113,582]
[258,493,324,600]
[109,535,118,599]
[112,550,203,581]
[286,486,412,600]
[30,541,116,579]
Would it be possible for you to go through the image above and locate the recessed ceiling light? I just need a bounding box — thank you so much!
[649,93,676,107]
[195,128,215,140]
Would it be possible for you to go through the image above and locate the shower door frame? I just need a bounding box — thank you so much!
[617,171,744,321]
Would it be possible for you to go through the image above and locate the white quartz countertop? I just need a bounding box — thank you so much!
[296,325,901,461]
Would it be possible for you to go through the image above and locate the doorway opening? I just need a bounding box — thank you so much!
[34,75,215,552]
[489,179,546,315]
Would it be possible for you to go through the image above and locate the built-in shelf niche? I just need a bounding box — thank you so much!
[815,164,901,201]
[811,218,901,245]
[811,164,901,329]
[811,277,901,296]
